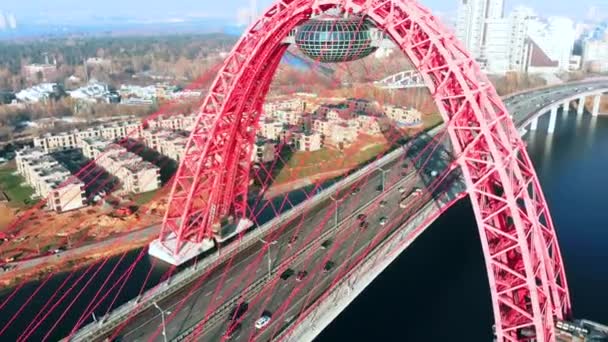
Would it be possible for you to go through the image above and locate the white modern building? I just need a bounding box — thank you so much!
[457,3,575,74]
[16,148,86,213]
[456,0,505,63]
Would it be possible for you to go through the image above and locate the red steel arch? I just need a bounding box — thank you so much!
[160,0,571,340]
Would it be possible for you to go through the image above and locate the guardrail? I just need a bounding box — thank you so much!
[172,162,423,341]
[68,82,593,340]
[67,126,442,341]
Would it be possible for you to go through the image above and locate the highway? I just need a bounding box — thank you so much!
[69,79,608,342]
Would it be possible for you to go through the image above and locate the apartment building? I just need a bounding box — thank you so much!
[34,120,143,153]
[260,120,287,140]
[147,114,196,132]
[81,137,161,194]
[328,123,358,148]
[297,131,323,152]
[356,113,387,135]
[383,105,423,127]
[347,98,379,113]
[160,135,188,162]
[252,138,277,163]
[274,109,303,126]
[142,129,188,162]
[33,132,78,153]
[263,98,307,116]
[16,148,86,212]
[312,119,333,137]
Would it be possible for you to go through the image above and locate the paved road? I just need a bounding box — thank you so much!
[113,139,455,342]
[71,79,608,342]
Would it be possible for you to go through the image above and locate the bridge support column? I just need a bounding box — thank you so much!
[562,100,570,119]
[547,106,558,134]
[577,96,586,115]
[530,117,538,131]
[592,94,602,116]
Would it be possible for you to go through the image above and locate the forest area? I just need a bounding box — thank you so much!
[0,33,237,92]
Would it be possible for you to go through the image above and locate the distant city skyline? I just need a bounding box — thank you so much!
[2,0,607,23]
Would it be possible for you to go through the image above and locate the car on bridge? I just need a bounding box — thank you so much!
[255,312,272,329]
[323,260,335,273]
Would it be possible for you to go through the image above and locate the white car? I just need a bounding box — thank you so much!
[398,186,406,193]
[255,315,271,329]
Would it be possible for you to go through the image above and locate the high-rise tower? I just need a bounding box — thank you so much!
[456,0,505,63]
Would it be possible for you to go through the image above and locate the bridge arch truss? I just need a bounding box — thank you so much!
[160,0,571,340]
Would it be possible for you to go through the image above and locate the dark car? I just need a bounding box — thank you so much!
[375,185,383,192]
[323,260,335,273]
[359,221,369,229]
[321,239,333,250]
[280,268,295,280]
[356,213,367,221]
[229,302,249,321]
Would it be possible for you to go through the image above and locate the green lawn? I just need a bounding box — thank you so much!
[133,189,159,206]
[0,167,35,206]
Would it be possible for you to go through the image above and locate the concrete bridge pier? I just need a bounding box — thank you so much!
[548,106,558,134]
[577,96,586,116]
[530,117,539,131]
[592,94,602,117]
[562,101,570,120]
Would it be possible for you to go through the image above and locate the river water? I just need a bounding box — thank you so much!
[317,110,608,341]
[1,110,607,341]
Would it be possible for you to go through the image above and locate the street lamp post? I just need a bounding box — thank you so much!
[153,301,171,342]
[259,238,277,279]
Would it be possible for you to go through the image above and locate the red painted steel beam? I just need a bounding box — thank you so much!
[160,0,571,340]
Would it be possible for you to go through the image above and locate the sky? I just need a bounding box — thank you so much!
[2,0,607,23]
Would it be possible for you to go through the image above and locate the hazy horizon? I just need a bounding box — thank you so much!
[2,0,607,23]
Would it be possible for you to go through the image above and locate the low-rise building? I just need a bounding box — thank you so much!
[356,112,387,135]
[81,137,161,194]
[68,81,120,104]
[328,123,358,147]
[260,120,287,140]
[383,105,423,127]
[15,83,59,103]
[23,64,57,83]
[297,131,323,152]
[312,119,333,137]
[34,120,143,153]
[347,98,379,113]
[16,148,86,212]
[142,129,188,162]
[147,114,196,131]
[33,132,78,153]
[252,138,277,163]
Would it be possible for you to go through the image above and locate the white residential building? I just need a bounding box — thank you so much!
[297,132,323,152]
[383,105,422,127]
[260,120,286,140]
[81,138,160,194]
[15,83,59,103]
[34,121,143,153]
[484,18,511,73]
[456,0,505,62]
[252,138,277,163]
[147,114,196,131]
[583,40,608,64]
[16,148,86,213]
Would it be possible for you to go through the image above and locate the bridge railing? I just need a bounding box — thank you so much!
[67,124,443,341]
